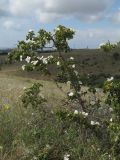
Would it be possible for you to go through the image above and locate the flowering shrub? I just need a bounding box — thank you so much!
[104,80,120,159]
[8,26,120,160]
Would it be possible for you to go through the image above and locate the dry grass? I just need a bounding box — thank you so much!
[0,71,70,109]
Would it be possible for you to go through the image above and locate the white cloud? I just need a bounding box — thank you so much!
[9,0,43,17]
[0,0,119,48]
[3,20,21,30]
[9,0,114,23]
[35,11,62,23]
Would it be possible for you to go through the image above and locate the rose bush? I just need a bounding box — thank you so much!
[7,25,120,160]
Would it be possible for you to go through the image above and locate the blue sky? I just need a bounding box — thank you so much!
[0,0,120,48]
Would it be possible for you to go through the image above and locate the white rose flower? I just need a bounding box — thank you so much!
[91,121,100,126]
[68,92,74,97]
[64,154,70,160]
[107,77,114,82]
[74,110,78,114]
[91,121,96,125]
[43,58,48,64]
[57,61,60,66]
[70,57,74,60]
[110,118,113,122]
[25,56,31,63]
[72,64,75,68]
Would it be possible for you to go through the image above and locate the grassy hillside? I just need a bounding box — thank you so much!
[0,49,120,87]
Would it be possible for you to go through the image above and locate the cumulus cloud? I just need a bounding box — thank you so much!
[8,0,114,23]
[0,0,119,48]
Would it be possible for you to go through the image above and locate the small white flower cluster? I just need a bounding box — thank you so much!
[70,57,74,60]
[22,55,54,71]
[80,111,88,117]
[25,56,31,63]
[37,55,54,65]
[42,55,54,64]
[68,92,74,97]
[31,60,38,66]
[42,58,48,64]
[74,110,79,114]
[74,110,88,118]
[57,61,60,66]
[91,121,100,126]
[107,76,114,82]
[110,118,113,122]
[64,154,70,160]
[72,64,75,68]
